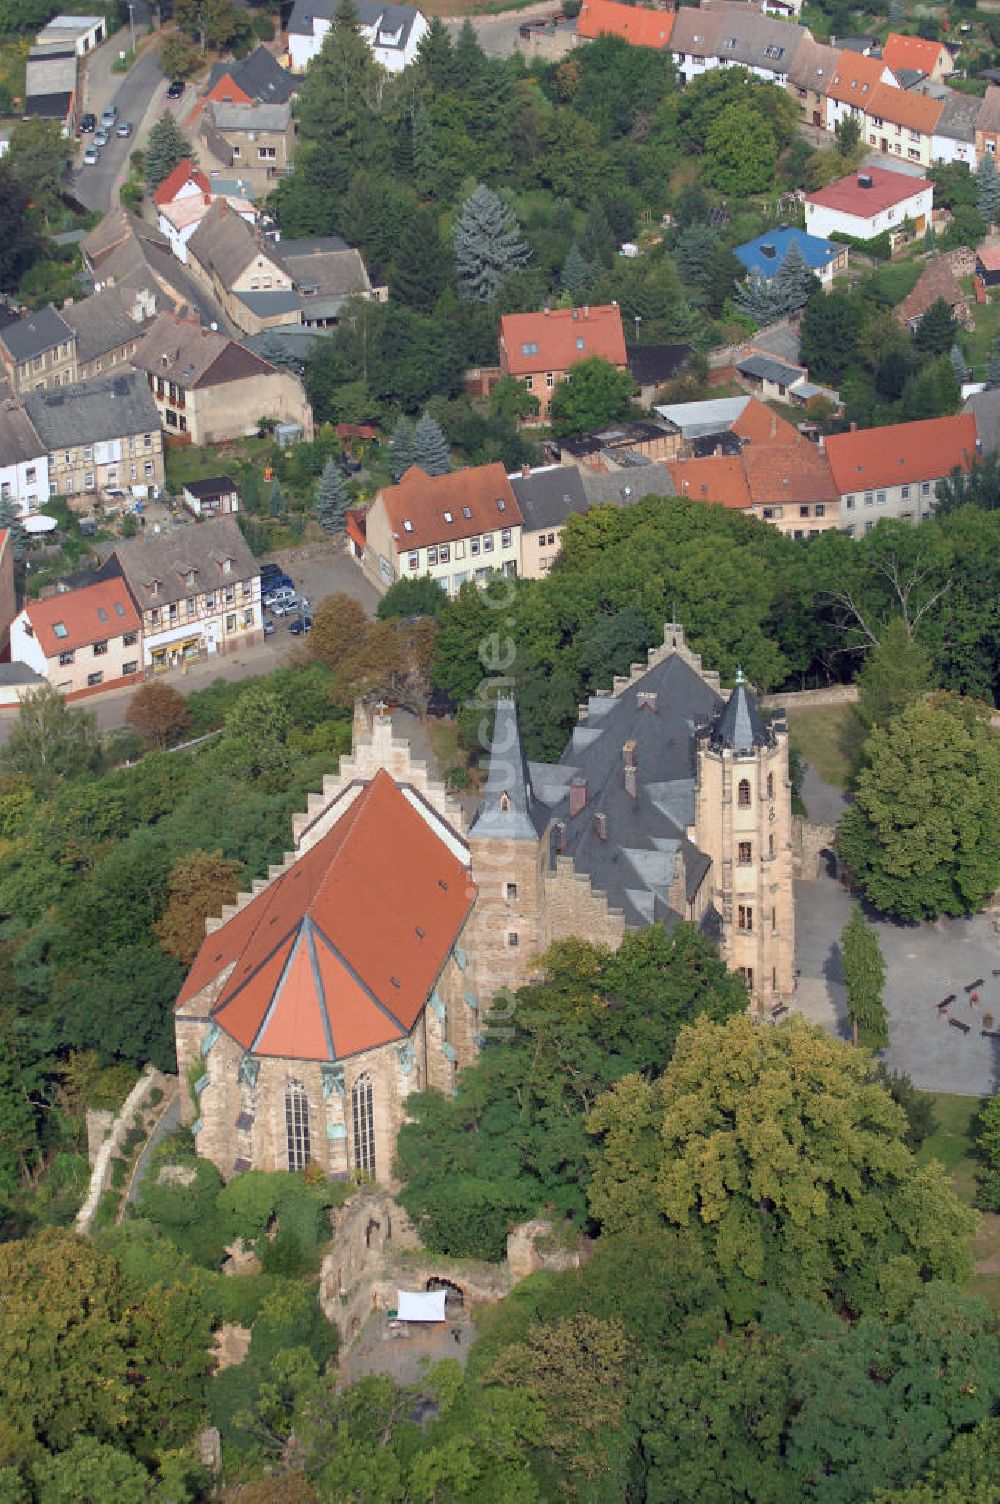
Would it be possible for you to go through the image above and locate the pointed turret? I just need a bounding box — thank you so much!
[709,668,774,754]
[469,696,548,841]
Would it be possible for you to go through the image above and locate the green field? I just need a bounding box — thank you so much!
[786,702,864,792]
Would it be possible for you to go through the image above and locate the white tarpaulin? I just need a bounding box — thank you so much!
[396,1289,447,1323]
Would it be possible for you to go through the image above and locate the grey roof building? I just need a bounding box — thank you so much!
[0,404,46,466]
[62,285,150,368]
[509,464,589,532]
[206,45,296,104]
[0,306,75,365]
[24,371,159,449]
[208,100,291,133]
[964,387,1000,454]
[469,697,549,843]
[581,461,676,507]
[112,515,257,611]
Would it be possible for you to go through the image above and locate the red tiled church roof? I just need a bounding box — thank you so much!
[178,770,475,1062]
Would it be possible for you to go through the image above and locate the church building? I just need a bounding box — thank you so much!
[174,623,795,1183]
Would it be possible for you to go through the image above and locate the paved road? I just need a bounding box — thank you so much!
[443,1,571,55]
[72,46,167,213]
[125,1090,180,1209]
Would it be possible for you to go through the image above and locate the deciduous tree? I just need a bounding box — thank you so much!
[704,102,777,195]
[587,1013,974,1318]
[857,616,933,727]
[154,849,242,964]
[2,685,102,788]
[548,355,635,436]
[125,682,192,751]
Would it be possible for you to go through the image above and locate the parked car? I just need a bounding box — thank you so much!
[261,568,293,591]
[270,600,298,617]
[263,619,276,636]
[83,146,99,165]
[100,104,117,127]
[166,79,185,99]
[289,615,313,636]
[116,120,132,138]
[79,112,96,134]
[94,129,109,148]
[264,586,297,609]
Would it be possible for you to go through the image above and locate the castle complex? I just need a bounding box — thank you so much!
[174,623,795,1183]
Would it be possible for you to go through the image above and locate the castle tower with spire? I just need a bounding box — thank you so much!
[693,670,795,1009]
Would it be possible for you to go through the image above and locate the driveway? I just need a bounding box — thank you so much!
[443,1,571,55]
[72,45,166,213]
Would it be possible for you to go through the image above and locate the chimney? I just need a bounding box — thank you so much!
[569,777,587,818]
[554,820,566,853]
[623,739,637,798]
[850,421,857,432]
[637,691,657,713]
[521,464,530,478]
[593,811,607,840]
[624,765,637,799]
[584,306,590,319]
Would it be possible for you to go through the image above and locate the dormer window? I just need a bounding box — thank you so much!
[185,570,195,586]
[53,622,68,639]
[443,511,453,523]
[521,341,539,356]
[462,506,472,519]
[403,519,413,533]
[496,498,506,512]
[97,607,108,621]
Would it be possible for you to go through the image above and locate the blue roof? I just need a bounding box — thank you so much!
[734,226,840,280]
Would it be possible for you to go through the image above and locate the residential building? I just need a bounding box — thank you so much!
[894,254,972,333]
[735,352,810,403]
[787,37,840,129]
[186,202,295,334]
[498,304,627,419]
[0,405,48,515]
[670,5,724,83]
[35,15,105,54]
[882,31,954,85]
[669,437,839,538]
[735,226,848,288]
[707,3,806,85]
[201,45,296,110]
[0,306,78,396]
[976,85,1000,164]
[288,0,429,73]
[932,91,978,168]
[80,210,203,318]
[575,0,675,48]
[24,42,77,133]
[62,284,155,383]
[804,168,932,243]
[199,101,296,193]
[0,530,15,659]
[362,463,523,595]
[24,371,164,499]
[654,393,799,454]
[154,159,255,264]
[627,344,691,407]
[977,243,1000,289]
[824,50,896,135]
[130,312,314,445]
[275,237,375,328]
[182,476,240,517]
[175,629,794,1183]
[153,159,212,215]
[112,515,260,670]
[964,386,1000,453]
[580,461,676,507]
[824,413,977,531]
[509,463,589,578]
[10,578,143,696]
[864,82,941,167]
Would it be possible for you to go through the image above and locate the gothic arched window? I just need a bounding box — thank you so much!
[285,1078,311,1172]
[767,771,774,800]
[738,778,751,808]
[352,1073,376,1178]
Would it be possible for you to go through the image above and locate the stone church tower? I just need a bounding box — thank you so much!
[693,671,795,1007]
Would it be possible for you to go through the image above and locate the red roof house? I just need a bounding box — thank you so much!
[825,414,976,525]
[498,304,628,417]
[153,158,212,209]
[882,31,953,82]
[576,0,675,48]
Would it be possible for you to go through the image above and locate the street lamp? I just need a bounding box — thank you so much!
[634,314,642,344]
[128,1,135,54]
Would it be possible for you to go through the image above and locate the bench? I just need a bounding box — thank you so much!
[982,1029,1000,1039]
[948,1017,971,1035]
[937,1000,951,1014]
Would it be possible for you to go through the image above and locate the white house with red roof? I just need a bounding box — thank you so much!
[153,158,255,264]
[362,463,524,596]
[824,413,977,531]
[10,577,142,696]
[804,167,933,243]
[498,303,627,418]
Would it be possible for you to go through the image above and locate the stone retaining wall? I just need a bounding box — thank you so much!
[793,818,839,880]
[75,1067,175,1235]
[761,684,859,710]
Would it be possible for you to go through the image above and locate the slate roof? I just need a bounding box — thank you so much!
[787,36,840,91]
[531,651,724,927]
[24,577,140,657]
[183,475,238,499]
[741,323,801,367]
[62,286,145,364]
[0,305,75,363]
[188,201,287,288]
[580,461,675,506]
[737,353,805,386]
[508,464,589,532]
[0,405,45,466]
[978,85,1000,135]
[735,226,842,279]
[81,209,169,268]
[177,769,475,1063]
[934,90,979,143]
[669,6,723,58]
[627,343,691,387]
[24,372,158,449]
[964,387,1000,454]
[236,289,303,318]
[708,4,806,74]
[281,244,371,299]
[469,698,548,842]
[208,100,292,133]
[710,675,773,753]
[114,515,256,610]
[132,312,276,389]
[207,45,296,104]
[288,0,422,52]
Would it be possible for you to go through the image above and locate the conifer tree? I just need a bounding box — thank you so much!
[453,17,485,86]
[411,412,451,476]
[987,335,1000,387]
[315,458,348,534]
[977,153,1000,226]
[390,207,449,312]
[143,113,193,189]
[580,202,615,268]
[772,239,818,314]
[733,268,782,325]
[950,343,968,386]
[389,417,416,481]
[267,479,286,518]
[453,184,530,302]
[841,904,888,1049]
[560,243,591,300]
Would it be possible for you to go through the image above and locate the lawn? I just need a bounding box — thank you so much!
[164,437,273,493]
[786,702,864,792]
[915,1090,1000,1312]
[958,275,1000,380]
